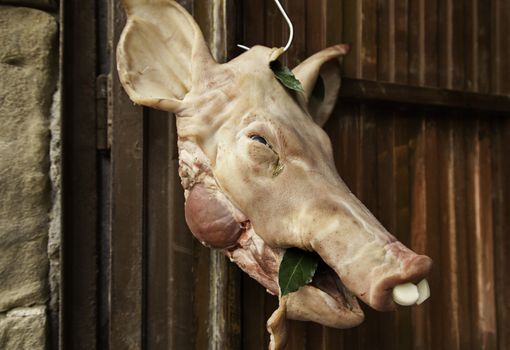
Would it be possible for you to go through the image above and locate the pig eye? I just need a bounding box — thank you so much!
[250,135,268,146]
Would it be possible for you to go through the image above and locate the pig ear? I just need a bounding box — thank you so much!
[292,45,349,127]
[117,0,216,112]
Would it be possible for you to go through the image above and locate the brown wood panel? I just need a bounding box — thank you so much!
[342,0,361,78]
[109,0,145,348]
[408,0,438,87]
[285,0,306,67]
[61,0,99,348]
[242,0,266,50]
[393,0,409,84]
[465,120,498,350]
[305,0,326,56]
[422,118,442,350]
[450,119,472,350]
[466,0,490,93]
[437,118,461,350]
[408,0,423,85]
[146,110,171,350]
[353,106,381,350]
[409,117,432,350]
[499,1,510,94]
[96,1,510,350]
[492,118,510,350]
[394,112,412,350]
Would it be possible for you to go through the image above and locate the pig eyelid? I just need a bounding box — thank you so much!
[250,134,270,147]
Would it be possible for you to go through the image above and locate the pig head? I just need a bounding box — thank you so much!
[117,0,432,348]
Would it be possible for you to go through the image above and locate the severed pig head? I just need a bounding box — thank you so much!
[117,0,432,348]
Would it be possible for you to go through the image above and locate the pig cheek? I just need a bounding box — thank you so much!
[184,185,242,249]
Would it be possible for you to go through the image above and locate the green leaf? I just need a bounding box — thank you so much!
[312,75,325,102]
[270,60,305,92]
[278,248,320,296]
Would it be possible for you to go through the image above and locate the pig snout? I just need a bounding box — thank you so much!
[309,196,432,312]
[185,184,246,249]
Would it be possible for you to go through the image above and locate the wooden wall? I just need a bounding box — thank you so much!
[238,1,510,349]
[63,0,510,349]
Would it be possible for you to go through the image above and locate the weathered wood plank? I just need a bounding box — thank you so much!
[145,110,170,350]
[342,0,361,78]
[338,78,510,113]
[451,118,472,350]
[437,118,461,350]
[285,0,306,67]
[408,0,423,85]
[61,0,98,348]
[393,0,408,84]
[409,117,432,350]
[492,118,510,350]
[109,0,145,348]
[376,110,399,350]
[377,0,394,82]
[465,120,497,350]
[394,112,412,350]
[423,118,442,350]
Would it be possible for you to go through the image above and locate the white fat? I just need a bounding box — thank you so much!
[392,283,419,306]
[416,279,430,305]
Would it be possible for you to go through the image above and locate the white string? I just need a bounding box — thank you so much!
[237,0,294,52]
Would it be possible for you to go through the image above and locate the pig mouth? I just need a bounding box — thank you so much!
[295,258,365,327]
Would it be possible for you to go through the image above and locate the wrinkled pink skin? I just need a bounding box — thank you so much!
[116,1,432,348]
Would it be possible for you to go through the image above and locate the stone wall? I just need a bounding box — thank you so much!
[0,3,58,349]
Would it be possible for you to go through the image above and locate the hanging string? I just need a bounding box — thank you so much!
[237,0,294,52]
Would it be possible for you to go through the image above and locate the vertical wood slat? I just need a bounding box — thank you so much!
[497,0,510,94]
[98,1,510,348]
[343,0,377,80]
[377,0,409,83]
[423,118,442,350]
[305,0,326,56]
[354,105,379,350]
[394,113,412,350]
[109,0,145,348]
[409,117,431,350]
[145,111,170,350]
[437,118,461,350]
[376,108,398,350]
[492,118,510,350]
[61,0,98,348]
[377,0,394,82]
[393,0,408,83]
[168,116,196,350]
[342,0,361,78]
[465,121,498,350]
[284,0,306,67]
[145,112,196,350]
[450,119,472,350]
[338,104,361,350]
[242,0,265,50]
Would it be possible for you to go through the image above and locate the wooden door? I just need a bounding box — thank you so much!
[62,0,510,349]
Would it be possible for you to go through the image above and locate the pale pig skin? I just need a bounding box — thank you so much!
[117,1,432,348]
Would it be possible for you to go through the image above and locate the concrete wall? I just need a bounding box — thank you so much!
[0,2,58,349]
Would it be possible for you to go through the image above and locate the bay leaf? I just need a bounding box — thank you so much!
[278,248,319,296]
[270,60,304,92]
